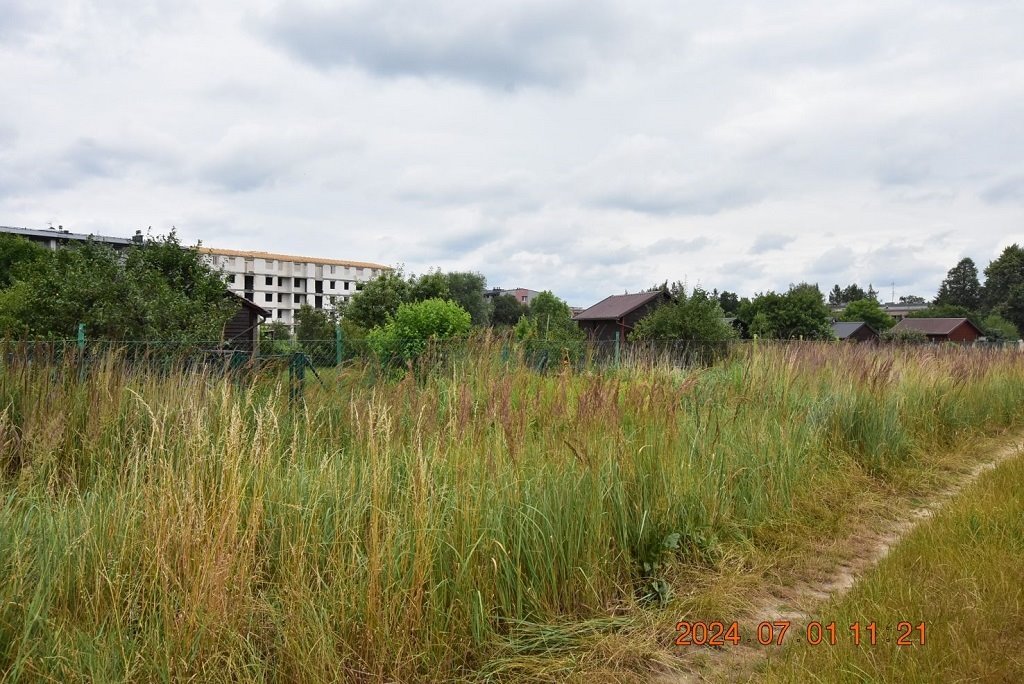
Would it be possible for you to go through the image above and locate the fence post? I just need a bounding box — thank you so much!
[614,330,620,368]
[289,352,306,409]
[77,322,86,381]
[77,322,85,352]
[335,322,344,367]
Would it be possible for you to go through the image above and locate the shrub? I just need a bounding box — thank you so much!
[367,298,471,366]
[882,327,929,344]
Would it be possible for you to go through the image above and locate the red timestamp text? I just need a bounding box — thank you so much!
[674,620,926,647]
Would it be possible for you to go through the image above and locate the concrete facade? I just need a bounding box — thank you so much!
[198,247,390,328]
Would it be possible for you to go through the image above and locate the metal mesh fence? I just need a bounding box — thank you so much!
[3,333,1016,409]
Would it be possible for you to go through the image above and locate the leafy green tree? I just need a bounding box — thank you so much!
[717,290,740,315]
[982,244,1024,306]
[444,271,489,326]
[839,298,896,331]
[935,257,982,309]
[367,298,472,366]
[828,285,844,306]
[983,244,1024,332]
[516,291,585,367]
[0,233,234,341]
[899,294,927,305]
[294,305,338,364]
[743,283,834,340]
[345,269,411,329]
[980,314,1020,342]
[491,293,527,326]
[260,321,294,355]
[0,234,48,288]
[409,269,449,302]
[843,284,868,303]
[631,288,735,341]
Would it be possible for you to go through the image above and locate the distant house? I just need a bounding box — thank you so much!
[573,291,671,341]
[832,321,879,342]
[891,317,983,343]
[224,292,271,353]
[485,287,543,305]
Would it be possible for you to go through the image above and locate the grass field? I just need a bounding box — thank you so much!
[0,340,1022,682]
[759,444,1024,683]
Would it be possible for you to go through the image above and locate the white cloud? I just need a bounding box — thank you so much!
[1,0,1023,306]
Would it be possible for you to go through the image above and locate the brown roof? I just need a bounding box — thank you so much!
[197,246,390,270]
[228,291,271,318]
[892,317,982,336]
[573,291,668,321]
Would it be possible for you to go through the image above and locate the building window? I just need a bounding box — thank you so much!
[329,280,335,289]
[265,276,273,286]
[277,293,283,302]
[277,310,283,318]
[294,278,302,288]
[343,281,350,290]
[315,296,323,309]
[265,293,273,302]
[278,277,285,287]
[244,292,253,301]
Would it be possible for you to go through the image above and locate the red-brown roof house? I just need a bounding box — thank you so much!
[890,317,984,343]
[573,291,671,342]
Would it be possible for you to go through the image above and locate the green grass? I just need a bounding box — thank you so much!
[759,445,1024,683]
[0,341,1022,682]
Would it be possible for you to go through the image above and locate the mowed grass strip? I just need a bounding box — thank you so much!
[759,446,1024,683]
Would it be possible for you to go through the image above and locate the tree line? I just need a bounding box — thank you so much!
[0,232,235,341]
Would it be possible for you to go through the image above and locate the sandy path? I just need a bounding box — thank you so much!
[653,435,1024,683]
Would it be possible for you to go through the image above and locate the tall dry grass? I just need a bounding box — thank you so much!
[0,341,1022,681]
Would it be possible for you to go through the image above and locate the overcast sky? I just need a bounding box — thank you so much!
[2,0,1022,306]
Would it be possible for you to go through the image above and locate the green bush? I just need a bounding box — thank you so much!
[367,298,471,366]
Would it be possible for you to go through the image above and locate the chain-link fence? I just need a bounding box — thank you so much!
[4,329,1016,410]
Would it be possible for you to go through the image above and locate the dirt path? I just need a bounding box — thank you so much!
[653,436,1024,683]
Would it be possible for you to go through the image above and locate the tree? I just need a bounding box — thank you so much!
[828,284,868,306]
[866,283,879,302]
[843,284,868,303]
[631,287,735,342]
[491,293,527,326]
[717,290,740,315]
[742,283,834,340]
[0,233,234,341]
[366,298,472,366]
[0,234,48,288]
[409,269,449,302]
[898,295,927,305]
[260,321,294,355]
[444,271,490,326]
[980,314,1020,342]
[344,269,411,329]
[983,245,1024,332]
[294,305,338,364]
[935,257,982,310]
[516,291,585,367]
[839,298,896,331]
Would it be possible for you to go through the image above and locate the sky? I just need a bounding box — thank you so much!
[1,0,1022,307]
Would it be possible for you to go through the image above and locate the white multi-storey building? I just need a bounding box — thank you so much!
[198,247,390,328]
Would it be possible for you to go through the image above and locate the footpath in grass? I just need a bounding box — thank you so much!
[757,444,1024,683]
